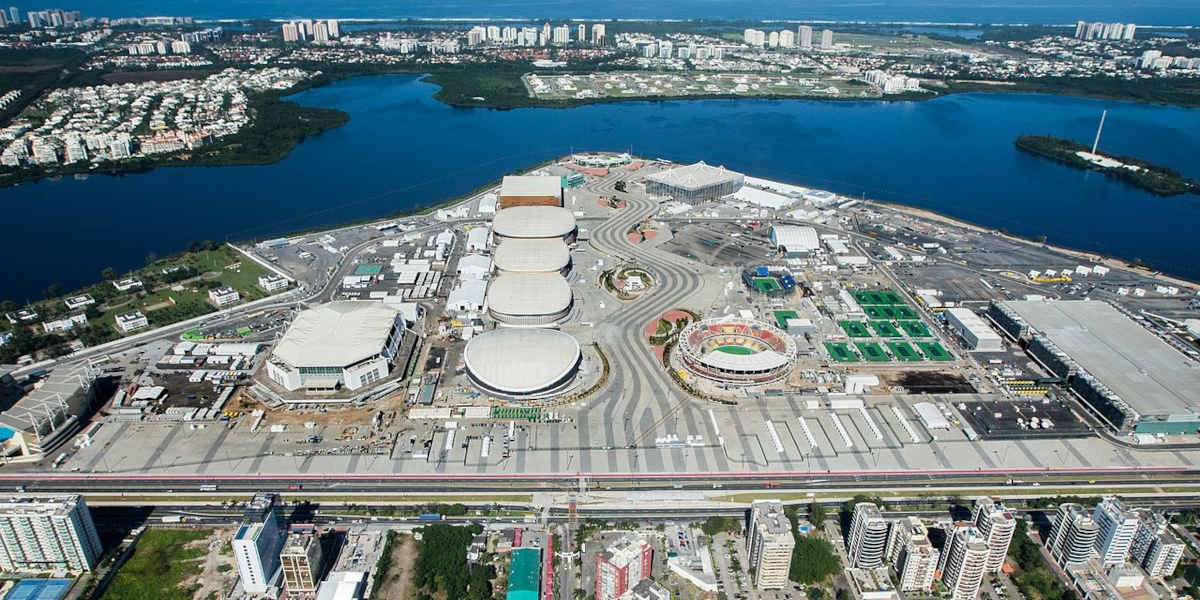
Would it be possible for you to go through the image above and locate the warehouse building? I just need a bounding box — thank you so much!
[644,162,744,204]
[492,206,577,243]
[266,302,410,392]
[492,238,571,275]
[498,175,563,209]
[463,328,581,399]
[768,225,820,257]
[945,307,1003,352]
[989,300,1200,434]
[486,273,573,327]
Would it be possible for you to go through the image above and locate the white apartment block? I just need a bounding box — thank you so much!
[208,286,241,307]
[747,500,794,590]
[940,525,988,600]
[972,498,1016,572]
[848,503,888,568]
[258,274,290,292]
[887,517,938,593]
[115,310,149,334]
[0,495,102,573]
[1093,497,1138,567]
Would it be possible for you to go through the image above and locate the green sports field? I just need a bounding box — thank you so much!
[865,305,919,320]
[887,341,923,362]
[856,342,890,362]
[753,277,781,293]
[918,342,954,361]
[870,321,902,338]
[716,345,756,355]
[839,321,872,338]
[901,321,933,337]
[853,289,905,306]
[773,310,799,329]
[824,342,858,362]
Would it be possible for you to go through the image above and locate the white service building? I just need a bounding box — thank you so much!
[266,302,407,392]
[945,307,1002,352]
[769,225,820,257]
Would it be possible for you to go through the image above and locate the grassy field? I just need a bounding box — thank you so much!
[824,342,858,362]
[101,529,211,600]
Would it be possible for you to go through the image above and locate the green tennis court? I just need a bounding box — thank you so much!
[773,310,799,329]
[887,341,923,362]
[856,342,890,362]
[901,321,933,337]
[753,277,781,293]
[870,321,901,338]
[918,342,954,361]
[716,345,756,355]
[891,305,918,319]
[839,320,872,338]
[865,305,919,320]
[825,342,858,362]
[853,289,905,305]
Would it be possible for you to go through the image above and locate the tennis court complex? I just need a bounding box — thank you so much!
[901,321,933,337]
[853,289,905,305]
[825,342,859,362]
[870,321,902,338]
[864,305,919,320]
[918,342,954,361]
[753,277,781,293]
[839,321,872,338]
[773,310,799,329]
[856,342,890,362]
[887,341,923,362]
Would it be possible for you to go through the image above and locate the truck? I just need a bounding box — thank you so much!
[418,513,442,521]
[161,516,185,524]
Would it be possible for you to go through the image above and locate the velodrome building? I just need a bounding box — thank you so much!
[492,237,572,275]
[492,205,577,243]
[487,272,573,327]
[266,302,409,393]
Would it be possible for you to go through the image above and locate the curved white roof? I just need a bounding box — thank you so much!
[487,273,572,316]
[272,301,399,367]
[464,329,581,394]
[492,238,570,273]
[698,349,791,372]
[645,161,743,190]
[770,225,820,251]
[492,206,576,239]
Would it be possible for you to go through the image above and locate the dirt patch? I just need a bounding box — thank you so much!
[372,533,418,600]
[887,371,974,394]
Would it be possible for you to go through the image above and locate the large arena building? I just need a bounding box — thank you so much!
[988,300,1200,434]
[464,328,582,399]
[491,206,577,243]
[644,162,744,204]
[678,317,798,385]
[486,273,573,327]
[266,302,409,392]
[498,175,563,209]
[492,238,571,274]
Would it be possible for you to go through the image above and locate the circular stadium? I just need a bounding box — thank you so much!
[464,329,582,399]
[486,272,573,327]
[492,206,577,243]
[677,317,798,385]
[492,238,572,275]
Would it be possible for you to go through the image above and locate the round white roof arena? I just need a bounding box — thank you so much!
[464,328,581,398]
[492,238,571,273]
[486,273,572,318]
[492,206,577,240]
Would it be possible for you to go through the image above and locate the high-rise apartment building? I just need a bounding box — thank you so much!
[797,25,813,48]
[1047,503,1100,568]
[590,23,605,44]
[313,21,330,43]
[0,495,102,574]
[233,493,288,594]
[972,499,1016,573]
[848,503,888,568]
[595,535,652,600]
[747,501,795,590]
[1093,496,1138,567]
[820,29,833,49]
[940,525,989,600]
[886,517,938,593]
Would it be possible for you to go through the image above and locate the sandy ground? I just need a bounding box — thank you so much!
[191,530,237,600]
[373,534,418,600]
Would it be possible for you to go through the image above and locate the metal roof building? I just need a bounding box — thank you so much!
[644,161,744,204]
[768,225,820,256]
[486,273,573,327]
[492,238,571,274]
[492,206,577,241]
[266,302,407,392]
[498,175,563,209]
[464,328,581,399]
[945,307,1003,352]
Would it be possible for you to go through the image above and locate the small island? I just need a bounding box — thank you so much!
[1015,134,1200,196]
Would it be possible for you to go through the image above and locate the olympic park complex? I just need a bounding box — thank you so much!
[677,317,799,386]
